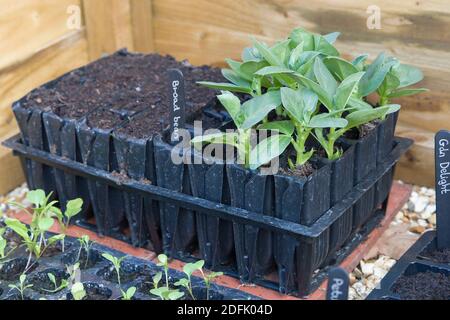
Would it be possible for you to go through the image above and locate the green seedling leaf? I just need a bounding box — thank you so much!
[323,56,359,81]
[153,272,162,288]
[358,53,397,97]
[26,189,46,207]
[252,38,283,66]
[241,46,261,62]
[280,87,318,124]
[352,54,368,71]
[347,97,373,110]
[221,69,252,89]
[71,282,86,300]
[174,278,189,288]
[225,58,253,82]
[65,198,83,218]
[289,72,333,111]
[313,34,340,56]
[393,64,424,88]
[314,57,338,99]
[345,104,400,129]
[48,234,65,246]
[288,42,304,70]
[270,39,292,65]
[217,91,244,127]
[0,236,6,258]
[254,66,294,77]
[124,287,136,300]
[5,218,30,241]
[333,72,365,110]
[183,260,204,277]
[249,134,291,170]
[157,254,168,266]
[168,290,185,300]
[196,81,252,94]
[38,217,54,231]
[47,273,56,285]
[240,60,269,77]
[191,132,238,149]
[290,28,315,51]
[309,113,348,128]
[323,32,340,44]
[387,88,429,98]
[241,91,281,129]
[258,121,295,136]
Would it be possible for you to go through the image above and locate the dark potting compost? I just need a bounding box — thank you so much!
[368,231,450,300]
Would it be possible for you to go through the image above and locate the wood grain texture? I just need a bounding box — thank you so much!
[152,0,450,133]
[82,0,134,59]
[130,0,155,52]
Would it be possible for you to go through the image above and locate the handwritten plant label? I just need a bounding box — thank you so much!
[326,267,349,300]
[168,68,186,144]
[435,130,450,248]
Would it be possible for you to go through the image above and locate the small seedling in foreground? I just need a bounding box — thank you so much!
[8,274,33,300]
[121,286,137,300]
[42,273,68,293]
[156,254,170,287]
[101,253,134,300]
[200,270,223,300]
[175,260,205,300]
[150,286,184,301]
[71,282,86,301]
[52,198,83,252]
[77,235,94,269]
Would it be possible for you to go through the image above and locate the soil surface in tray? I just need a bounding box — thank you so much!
[20,50,223,132]
[392,271,450,300]
[421,248,450,264]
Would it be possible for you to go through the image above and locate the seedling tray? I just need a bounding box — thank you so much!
[367,231,450,300]
[0,233,256,300]
[3,135,412,296]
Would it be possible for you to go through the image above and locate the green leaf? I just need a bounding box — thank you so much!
[174,278,189,287]
[126,287,136,299]
[5,218,30,241]
[352,54,368,71]
[289,28,315,51]
[183,260,204,276]
[313,34,340,56]
[345,104,400,129]
[241,47,261,62]
[323,56,359,81]
[358,53,397,97]
[280,87,318,124]
[241,91,281,129]
[252,38,283,66]
[323,32,340,44]
[38,217,54,231]
[217,91,243,127]
[197,81,252,94]
[288,42,304,70]
[258,121,295,136]
[26,189,46,207]
[47,273,56,285]
[168,291,184,300]
[314,58,338,99]
[240,60,269,77]
[0,237,6,258]
[347,97,373,110]
[333,72,365,110]
[191,132,238,149]
[309,113,348,128]
[270,39,292,65]
[71,282,86,301]
[290,72,333,111]
[65,198,83,219]
[48,234,65,246]
[221,69,252,88]
[157,254,168,265]
[387,88,429,98]
[393,64,424,88]
[153,272,162,285]
[254,66,294,77]
[225,58,253,82]
[249,134,291,170]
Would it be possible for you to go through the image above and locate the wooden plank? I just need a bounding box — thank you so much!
[130,0,155,52]
[0,30,88,193]
[0,0,82,71]
[82,0,134,60]
[395,124,435,188]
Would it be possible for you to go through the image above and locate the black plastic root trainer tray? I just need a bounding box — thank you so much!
[3,134,412,296]
[0,233,257,300]
[367,231,450,300]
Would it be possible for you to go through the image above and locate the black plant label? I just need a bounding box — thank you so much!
[326,267,349,300]
[435,130,450,248]
[168,68,186,144]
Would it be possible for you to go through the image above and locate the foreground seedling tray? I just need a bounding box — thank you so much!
[3,135,412,296]
[0,232,257,301]
[367,231,450,300]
